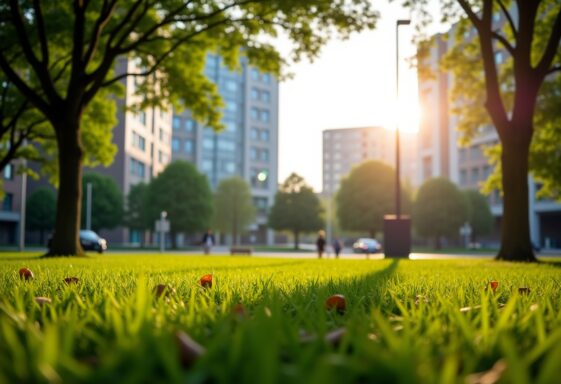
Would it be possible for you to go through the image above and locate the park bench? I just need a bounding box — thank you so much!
[230,247,252,255]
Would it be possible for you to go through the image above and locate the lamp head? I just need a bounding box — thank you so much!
[397,19,411,26]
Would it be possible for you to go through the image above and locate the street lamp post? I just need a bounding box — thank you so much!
[383,19,412,259]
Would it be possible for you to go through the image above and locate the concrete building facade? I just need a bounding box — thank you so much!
[0,163,23,246]
[172,54,279,245]
[322,126,418,196]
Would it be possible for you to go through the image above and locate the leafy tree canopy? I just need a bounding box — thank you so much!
[268,173,324,248]
[81,172,124,231]
[212,177,255,244]
[26,186,56,244]
[463,189,494,241]
[146,161,212,236]
[124,182,150,231]
[336,160,410,238]
[413,177,468,245]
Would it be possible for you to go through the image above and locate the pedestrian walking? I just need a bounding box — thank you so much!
[201,229,215,255]
[316,230,326,259]
[333,238,342,259]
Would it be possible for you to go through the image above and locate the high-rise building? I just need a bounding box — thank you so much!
[94,57,173,245]
[418,20,561,249]
[322,126,417,196]
[172,54,278,245]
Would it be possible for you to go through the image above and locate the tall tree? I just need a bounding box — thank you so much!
[413,177,468,249]
[0,1,377,256]
[26,186,56,245]
[124,182,150,246]
[268,173,324,249]
[463,189,494,243]
[336,160,410,238]
[81,172,123,232]
[212,177,255,245]
[147,161,212,248]
[411,0,561,261]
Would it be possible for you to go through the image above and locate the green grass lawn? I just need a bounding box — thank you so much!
[1,253,560,383]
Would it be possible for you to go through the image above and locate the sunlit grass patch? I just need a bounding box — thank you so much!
[0,254,560,383]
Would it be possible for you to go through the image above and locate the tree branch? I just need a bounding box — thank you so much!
[8,0,59,104]
[32,0,49,65]
[491,30,515,56]
[546,65,561,76]
[83,0,118,66]
[536,6,561,78]
[0,52,52,118]
[456,0,482,30]
[497,0,518,38]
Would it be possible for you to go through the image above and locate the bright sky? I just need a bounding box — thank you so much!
[278,2,434,192]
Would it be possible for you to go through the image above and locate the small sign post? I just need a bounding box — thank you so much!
[155,211,170,252]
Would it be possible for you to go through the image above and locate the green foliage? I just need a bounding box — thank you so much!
[124,182,150,232]
[1,254,561,382]
[26,187,56,243]
[268,173,324,248]
[212,177,255,244]
[81,172,124,231]
[413,177,468,244]
[463,189,494,240]
[336,161,410,238]
[147,161,212,235]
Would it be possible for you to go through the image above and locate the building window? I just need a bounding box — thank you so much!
[218,139,235,151]
[471,168,480,183]
[250,147,258,160]
[250,127,259,140]
[202,159,213,171]
[260,130,269,142]
[260,110,270,123]
[251,88,259,100]
[251,68,259,81]
[132,131,146,151]
[185,119,195,131]
[261,90,270,103]
[172,117,181,130]
[263,73,271,84]
[138,111,146,125]
[250,107,259,120]
[203,138,214,150]
[130,157,145,178]
[223,161,236,173]
[226,101,237,112]
[225,121,237,132]
[3,164,13,180]
[184,140,193,153]
[2,193,13,211]
[172,138,180,151]
[260,149,269,162]
[225,79,237,91]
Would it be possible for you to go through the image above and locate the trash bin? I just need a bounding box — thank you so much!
[383,215,411,258]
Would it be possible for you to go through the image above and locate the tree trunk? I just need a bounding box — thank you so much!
[294,231,299,250]
[46,117,84,256]
[369,229,375,238]
[496,135,536,262]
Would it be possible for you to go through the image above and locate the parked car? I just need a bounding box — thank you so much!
[47,230,108,253]
[80,230,108,253]
[352,238,382,253]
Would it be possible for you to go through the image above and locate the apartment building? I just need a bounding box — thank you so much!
[172,54,279,245]
[322,126,417,196]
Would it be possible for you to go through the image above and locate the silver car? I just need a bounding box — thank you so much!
[352,238,382,253]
